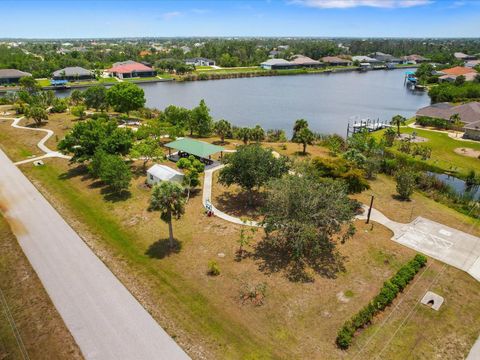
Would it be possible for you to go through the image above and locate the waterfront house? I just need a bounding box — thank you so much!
[402,54,430,64]
[416,102,480,140]
[352,55,381,64]
[465,60,480,68]
[437,66,477,82]
[146,164,184,186]
[320,56,352,66]
[454,52,477,61]
[260,59,297,70]
[52,66,94,81]
[0,69,32,85]
[107,60,157,79]
[370,52,402,64]
[290,55,323,68]
[185,57,216,66]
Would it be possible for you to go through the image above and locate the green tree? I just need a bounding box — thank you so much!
[83,85,108,111]
[129,138,164,171]
[449,113,463,137]
[454,75,466,86]
[190,99,213,137]
[293,126,315,154]
[107,82,145,115]
[390,115,406,136]
[236,127,251,144]
[292,118,309,140]
[71,104,87,119]
[219,144,289,204]
[25,105,48,126]
[70,89,84,105]
[250,125,265,143]
[214,119,232,143]
[395,169,416,200]
[89,150,131,194]
[149,181,186,248]
[260,175,357,280]
[19,76,40,94]
[383,127,397,147]
[160,105,191,128]
[58,117,133,162]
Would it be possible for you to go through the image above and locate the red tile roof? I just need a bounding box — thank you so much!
[441,66,477,76]
[107,61,153,74]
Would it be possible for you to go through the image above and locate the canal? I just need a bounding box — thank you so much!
[60,69,430,135]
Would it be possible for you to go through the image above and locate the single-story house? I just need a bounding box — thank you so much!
[185,57,215,66]
[352,55,381,64]
[402,54,430,64]
[52,66,94,81]
[320,56,352,66]
[437,66,477,82]
[107,60,157,79]
[465,60,480,68]
[416,102,480,140]
[260,59,297,70]
[290,55,323,68]
[454,52,477,61]
[370,52,402,64]
[146,164,184,186]
[0,69,32,84]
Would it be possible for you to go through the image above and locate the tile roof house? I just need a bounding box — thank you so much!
[402,54,429,63]
[290,55,323,68]
[0,69,32,84]
[52,66,94,81]
[437,66,478,82]
[320,56,352,66]
[107,60,156,79]
[416,102,480,140]
[260,58,297,70]
[454,52,477,61]
[465,60,480,68]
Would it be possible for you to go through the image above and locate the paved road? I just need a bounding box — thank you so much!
[0,149,190,360]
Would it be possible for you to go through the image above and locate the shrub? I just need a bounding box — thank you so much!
[395,169,417,200]
[207,260,220,276]
[336,254,426,349]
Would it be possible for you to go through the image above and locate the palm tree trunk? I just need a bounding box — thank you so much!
[303,143,307,154]
[167,211,174,248]
[397,122,400,136]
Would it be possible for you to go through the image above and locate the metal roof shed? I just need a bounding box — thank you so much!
[146,164,184,185]
[165,138,225,159]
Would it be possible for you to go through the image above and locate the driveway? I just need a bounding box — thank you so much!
[0,149,189,360]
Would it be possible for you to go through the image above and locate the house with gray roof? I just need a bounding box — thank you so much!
[260,58,297,70]
[185,57,215,66]
[290,55,323,68]
[0,69,32,85]
[320,56,352,66]
[416,102,480,140]
[53,66,94,81]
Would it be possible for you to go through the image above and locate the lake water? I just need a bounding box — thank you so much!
[429,172,480,200]
[61,69,430,135]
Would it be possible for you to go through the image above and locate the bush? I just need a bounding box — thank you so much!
[395,169,417,200]
[336,254,427,349]
[207,260,220,276]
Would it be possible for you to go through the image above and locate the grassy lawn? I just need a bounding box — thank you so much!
[36,78,51,87]
[124,76,162,82]
[2,114,480,359]
[0,214,82,359]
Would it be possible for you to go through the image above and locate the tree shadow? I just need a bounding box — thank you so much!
[145,238,182,259]
[253,236,346,282]
[215,190,264,220]
[391,194,412,202]
[212,140,230,146]
[101,187,132,202]
[58,164,90,181]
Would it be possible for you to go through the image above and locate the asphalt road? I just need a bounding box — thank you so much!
[0,149,190,360]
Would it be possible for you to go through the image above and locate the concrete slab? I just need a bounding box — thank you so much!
[420,291,444,311]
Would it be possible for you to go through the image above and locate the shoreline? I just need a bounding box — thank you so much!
[0,65,419,93]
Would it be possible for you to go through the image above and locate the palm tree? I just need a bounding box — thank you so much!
[449,113,463,138]
[292,119,309,140]
[294,127,315,154]
[214,119,232,144]
[149,182,186,248]
[390,115,406,136]
[383,127,397,146]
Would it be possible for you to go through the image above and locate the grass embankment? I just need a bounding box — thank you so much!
[0,214,82,359]
[376,126,480,177]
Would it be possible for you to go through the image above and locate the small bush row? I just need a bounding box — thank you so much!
[336,254,427,350]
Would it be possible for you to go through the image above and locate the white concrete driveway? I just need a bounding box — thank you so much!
[0,149,189,360]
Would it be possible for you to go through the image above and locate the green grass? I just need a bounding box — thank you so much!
[396,127,480,176]
[23,162,275,360]
[124,76,161,82]
[36,79,51,87]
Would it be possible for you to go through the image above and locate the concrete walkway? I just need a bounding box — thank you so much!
[0,148,189,360]
[202,164,260,227]
[0,116,71,164]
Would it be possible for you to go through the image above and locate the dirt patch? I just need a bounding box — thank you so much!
[454,147,480,158]
[399,133,429,143]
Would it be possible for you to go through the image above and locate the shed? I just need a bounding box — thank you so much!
[146,164,184,185]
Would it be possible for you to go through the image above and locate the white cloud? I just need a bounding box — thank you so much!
[161,11,182,20]
[291,0,433,9]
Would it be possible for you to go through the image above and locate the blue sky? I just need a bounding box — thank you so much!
[0,0,479,38]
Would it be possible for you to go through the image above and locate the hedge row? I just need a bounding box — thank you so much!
[336,254,427,350]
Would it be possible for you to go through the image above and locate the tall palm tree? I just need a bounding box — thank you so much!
[149,181,186,248]
[390,115,406,136]
[449,113,463,138]
[292,119,309,140]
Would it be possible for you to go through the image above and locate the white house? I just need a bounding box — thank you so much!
[146,164,184,186]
